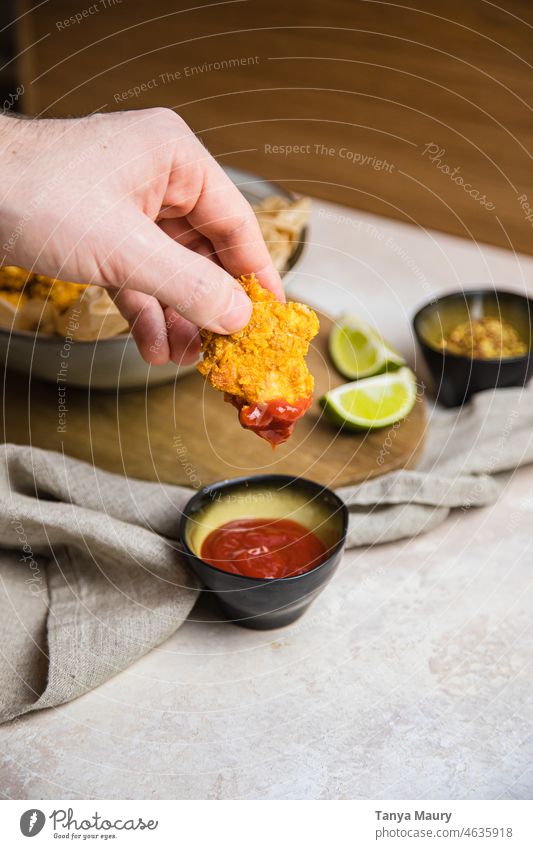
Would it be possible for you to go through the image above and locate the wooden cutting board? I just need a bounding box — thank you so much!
[2,314,426,488]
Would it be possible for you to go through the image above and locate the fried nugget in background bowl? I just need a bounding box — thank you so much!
[197,274,319,445]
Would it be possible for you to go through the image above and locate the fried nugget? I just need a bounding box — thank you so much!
[197,274,319,444]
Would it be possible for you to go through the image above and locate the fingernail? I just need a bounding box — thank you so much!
[218,289,252,333]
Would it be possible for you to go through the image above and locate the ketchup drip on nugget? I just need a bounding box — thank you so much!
[225,394,313,446]
[197,274,319,446]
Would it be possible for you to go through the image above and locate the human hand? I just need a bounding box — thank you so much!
[0,108,284,364]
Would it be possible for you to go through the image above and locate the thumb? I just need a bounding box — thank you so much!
[103,212,252,333]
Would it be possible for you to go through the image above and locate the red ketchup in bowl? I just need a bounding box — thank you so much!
[200,517,327,580]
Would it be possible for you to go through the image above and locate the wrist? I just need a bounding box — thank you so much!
[0,113,33,161]
[0,116,45,264]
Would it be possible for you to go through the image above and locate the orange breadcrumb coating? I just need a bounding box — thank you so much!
[197,274,319,405]
[0,266,87,309]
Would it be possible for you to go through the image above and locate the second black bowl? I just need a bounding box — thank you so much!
[413,289,533,407]
[179,475,348,630]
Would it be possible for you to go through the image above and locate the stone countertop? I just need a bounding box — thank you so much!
[1,201,533,800]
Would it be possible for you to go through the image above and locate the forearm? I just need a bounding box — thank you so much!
[0,113,108,276]
[0,115,55,266]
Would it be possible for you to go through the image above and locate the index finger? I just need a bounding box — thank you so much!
[186,158,285,302]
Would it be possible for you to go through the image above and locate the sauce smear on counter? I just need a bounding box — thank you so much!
[200,517,327,579]
[225,394,312,446]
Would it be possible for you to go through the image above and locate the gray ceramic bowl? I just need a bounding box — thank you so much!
[413,288,533,406]
[180,474,348,630]
[0,167,307,390]
[0,327,187,389]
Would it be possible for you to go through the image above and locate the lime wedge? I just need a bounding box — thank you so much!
[329,314,405,379]
[320,367,417,430]
[379,339,405,368]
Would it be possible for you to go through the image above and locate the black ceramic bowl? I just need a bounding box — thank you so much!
[179,475,348,630]
[413,289,533,407]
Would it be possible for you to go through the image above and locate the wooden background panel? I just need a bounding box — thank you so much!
[13,0,533,254]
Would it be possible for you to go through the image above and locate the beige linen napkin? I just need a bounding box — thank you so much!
[1,386,532,724]
[0,448,199,724]
[338,386,533,545]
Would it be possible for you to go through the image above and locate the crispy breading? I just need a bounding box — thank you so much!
[0,266,87,308]
[197,274,319,405]
[0,265,129,338]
